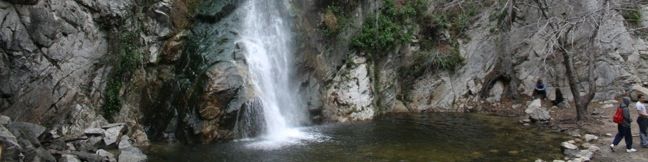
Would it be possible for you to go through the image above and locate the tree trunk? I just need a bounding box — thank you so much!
[535,0,602,121]
[560,42,595,121]
[561,50,585,120]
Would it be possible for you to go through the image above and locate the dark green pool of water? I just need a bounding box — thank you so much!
[148,113,567,162]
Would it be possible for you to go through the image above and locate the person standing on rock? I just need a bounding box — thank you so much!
[610,97,637,153]
[636,94,648,148]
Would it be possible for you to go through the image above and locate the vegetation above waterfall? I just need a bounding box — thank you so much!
[350,0,424,54]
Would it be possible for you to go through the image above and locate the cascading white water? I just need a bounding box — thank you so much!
[237,0,318,148]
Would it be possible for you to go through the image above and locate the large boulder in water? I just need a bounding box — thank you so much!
[525,99,551,121]
[323,56,375,122]
[117,136,147,162]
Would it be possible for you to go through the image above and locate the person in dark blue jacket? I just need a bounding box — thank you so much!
[610,97,637,153]
[533,79,547,100]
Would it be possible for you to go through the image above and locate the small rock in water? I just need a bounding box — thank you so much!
[584,134,598,142]
[489,149,499,153]
[552,160,566,162]
[508,150,520,155]
[471,151,483,157]
[535,159,546,162]
[567,140,576,144]
[567,129,581,137]
[525,99,551,121]
[561,141,578,150]
[118,135,146,162]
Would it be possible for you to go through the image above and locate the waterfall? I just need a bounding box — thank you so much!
[237,0,315,148]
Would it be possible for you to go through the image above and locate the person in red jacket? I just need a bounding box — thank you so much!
[610,97,637,153]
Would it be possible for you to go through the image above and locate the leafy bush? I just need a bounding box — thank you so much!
[398,46,464,101]
[421,0,479,44]
[102,31,142,121]
[103,80,122,120]
[430,47,464,71]
[351,0,426,54]
[622,9,642,26]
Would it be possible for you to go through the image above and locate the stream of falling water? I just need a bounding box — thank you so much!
[237,0,323,149]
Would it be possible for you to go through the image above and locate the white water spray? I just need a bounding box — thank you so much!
[238,0,320,148]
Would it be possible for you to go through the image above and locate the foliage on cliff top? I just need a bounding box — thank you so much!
[350,0,426,54]
[321,0,361,37]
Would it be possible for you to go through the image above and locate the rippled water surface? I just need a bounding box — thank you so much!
[148,113,567,162]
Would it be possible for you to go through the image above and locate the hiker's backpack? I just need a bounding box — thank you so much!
[613,107,624,124]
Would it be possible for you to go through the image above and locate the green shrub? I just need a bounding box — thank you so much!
[622,9,642,26]
[102,31,142,121]
[424,1,479,40]
[103,80,122,120]
[351,0,425,54]
[430,47,464,71]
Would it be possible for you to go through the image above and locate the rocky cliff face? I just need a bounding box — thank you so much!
[293,0,648,121]
[1,0,648,146]
[0,0,192,144]
[1,0,110,125]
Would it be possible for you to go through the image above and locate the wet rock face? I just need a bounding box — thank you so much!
[323,56,375,122]
[141,0,252,143]
[199,61,244,120]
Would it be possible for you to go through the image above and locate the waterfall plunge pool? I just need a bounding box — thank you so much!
[148,113,567,162]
